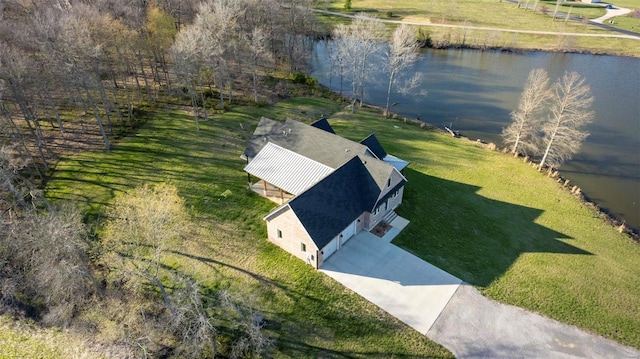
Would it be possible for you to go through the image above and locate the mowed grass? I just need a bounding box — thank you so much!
[45,96,640,353]
[0,316,104,359]
[319,0,640,56]
[328,108,640,348]
[46,98,452,358]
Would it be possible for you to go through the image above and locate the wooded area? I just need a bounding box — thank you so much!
[0,1,325,357]
[0,0,323,210]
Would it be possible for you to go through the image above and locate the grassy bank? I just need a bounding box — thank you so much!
[45,99,452,358]
[328,106,640,349]
[43,96,640,354]
[316,0,640,57]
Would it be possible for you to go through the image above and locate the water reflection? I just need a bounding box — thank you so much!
[312,43,640,229]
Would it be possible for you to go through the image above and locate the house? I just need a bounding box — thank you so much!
[243,117,409,268]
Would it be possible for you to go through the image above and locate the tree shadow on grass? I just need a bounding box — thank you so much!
[394,168,592,288]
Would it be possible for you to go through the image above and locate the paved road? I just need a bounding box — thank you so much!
[428,285,640,358]
[312,9,640,40]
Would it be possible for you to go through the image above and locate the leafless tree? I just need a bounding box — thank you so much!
[383,25,420,118]
[171,25,206,129]
[101,183,191,313]
[221,291,274,359]
[0,145,42,211]
[244,27,273,103]
[502,68,551,155]
[0,203,93,326]
[331,15,384,111]
[539,71,594,169]
[352,14,385,108]
[170,275,217,358]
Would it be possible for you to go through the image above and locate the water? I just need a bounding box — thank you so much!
[312,42,640,230]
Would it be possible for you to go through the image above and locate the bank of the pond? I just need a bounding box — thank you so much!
[311,44,640,232]
[369,105,639,241]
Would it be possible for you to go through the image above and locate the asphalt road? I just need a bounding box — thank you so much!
[427,284,640,358]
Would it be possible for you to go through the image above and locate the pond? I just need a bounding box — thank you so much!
[312,43,640,230]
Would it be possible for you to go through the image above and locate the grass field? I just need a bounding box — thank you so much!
[43,96,640,355]
[0,316,103,359]
[46,99,453,358]
[317,0,640,56]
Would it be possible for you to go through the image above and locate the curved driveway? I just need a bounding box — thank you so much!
[321,218,640,358]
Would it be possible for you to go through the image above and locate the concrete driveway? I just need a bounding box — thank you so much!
[320,219,462,334]
[321,217,640,358]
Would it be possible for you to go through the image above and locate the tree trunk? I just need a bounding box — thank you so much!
[384,70,396,119]
[83,88,111,151]
[539,127,557,169]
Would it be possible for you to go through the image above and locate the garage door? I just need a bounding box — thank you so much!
[322,237,338,260]
[340,220,357,244]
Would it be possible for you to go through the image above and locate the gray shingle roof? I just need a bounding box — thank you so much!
[247,118,409,250]
[310,117,336,134]
[287,156,381,250]
[244,117,374,169]
[360,133,387,159]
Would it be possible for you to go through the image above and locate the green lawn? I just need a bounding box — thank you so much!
[46,99,452,358]
[318,0,640,56]
[44,97,640,354]
[328,107,640,349]
[0,316,103,359]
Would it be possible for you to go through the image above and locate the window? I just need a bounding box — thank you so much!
[301,242,306,252]
[277,229,282,239]
[387,178,391,187]
[392,190,399,198]
[373,207,379,215]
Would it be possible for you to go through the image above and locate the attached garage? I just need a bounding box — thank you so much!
[322,237,339,260]
[340,220,357,245]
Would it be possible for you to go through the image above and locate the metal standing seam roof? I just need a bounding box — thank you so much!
[243,142,334,196]
[383,154,410,172]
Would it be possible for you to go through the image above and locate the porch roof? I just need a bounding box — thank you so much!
[244,142,334,196]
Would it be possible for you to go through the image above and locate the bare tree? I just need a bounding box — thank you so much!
[101,183,191,312]
[331,14,384,111]
[170,275,217,358]
[331,24,359,110]
[552,0,561,20]
[383,25,420,118]
[171,25,206,129]
[352,14,385,108]
[0,203,93,326]
[0,145,40,210]
[244,27,273,103]
[539,71,594,169]
[502,68,551,155]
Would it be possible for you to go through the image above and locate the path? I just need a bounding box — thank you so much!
[591,4,632,24]
[312,9,640,40]
[320,217,640,358]
[321,217,462,333]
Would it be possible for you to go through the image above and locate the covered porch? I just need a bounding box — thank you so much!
[249,179,294,204]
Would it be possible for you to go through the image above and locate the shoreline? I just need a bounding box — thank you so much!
[313,8,640,59]
[351,101,640,241]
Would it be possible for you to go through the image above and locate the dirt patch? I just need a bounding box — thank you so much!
[371,221,391,238]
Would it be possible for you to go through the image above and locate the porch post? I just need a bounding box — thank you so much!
[263,180,268,196]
